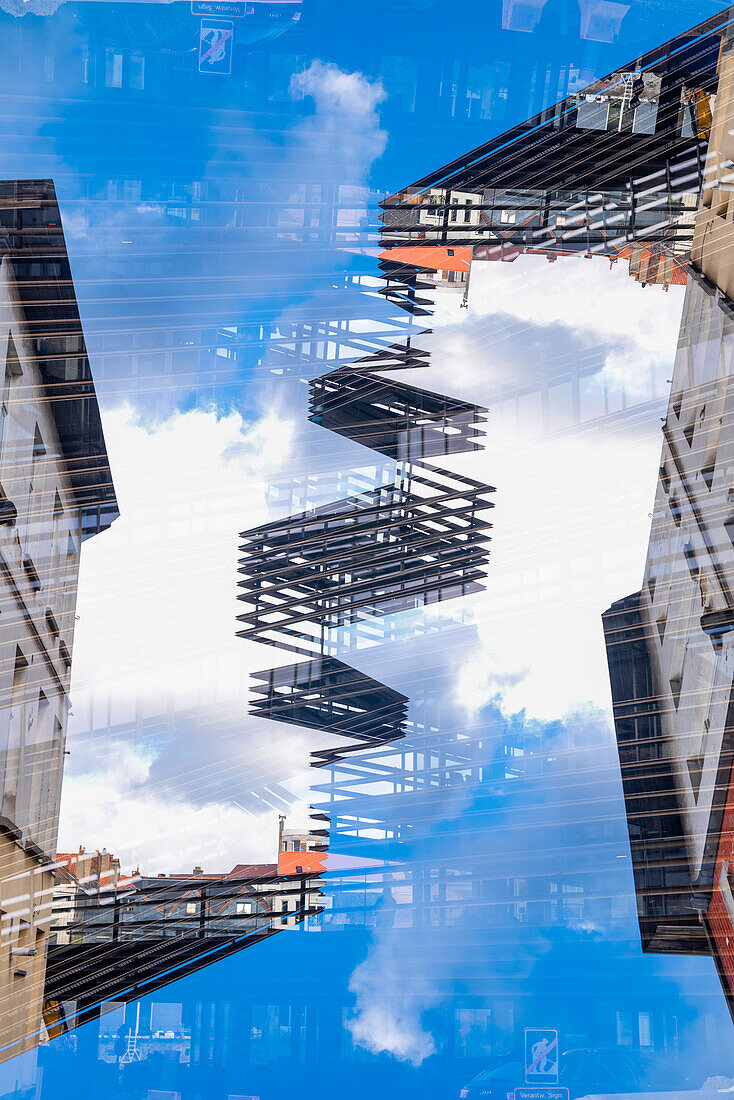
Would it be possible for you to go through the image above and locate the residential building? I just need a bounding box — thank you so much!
[380,11,726,275]
[0,179,117,1066]
[44,852,322,1033]
[603,21,734,1019]
[55,847,121,891]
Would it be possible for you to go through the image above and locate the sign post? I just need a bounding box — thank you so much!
[512,1028,568,1100]
[514,1090,569,1100]
[192,2,249,17]
[198,19,234,75]
[524,1028,559,1084]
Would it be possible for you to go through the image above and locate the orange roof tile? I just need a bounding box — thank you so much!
[379,244,472,273]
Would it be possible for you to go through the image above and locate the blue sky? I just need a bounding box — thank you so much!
[0,0,728,411]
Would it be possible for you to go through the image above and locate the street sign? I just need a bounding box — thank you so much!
[198,19,234,75]
[192,2,248,17]
[524,1028,560,1085]
[514,1090,569,1100]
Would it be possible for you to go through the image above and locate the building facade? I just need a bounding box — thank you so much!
[604,22,734,1019]
[44,845,323,1035]
[380,11,726,285]
[0,180,117,1065]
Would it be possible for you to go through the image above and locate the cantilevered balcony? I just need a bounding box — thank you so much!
[251,657,408,766]
[237,462,494,656]
[309,369,486,461]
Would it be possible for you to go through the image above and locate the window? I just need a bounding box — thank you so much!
[0,334,21,464]
[81,45,94,85]
[129,53,145,90]
[23,556,41,591]
[633,101,658,134]
[49,490,65,583]
[236,901,253,915]
[66,508,80,558]
[24,425,45,542]
[616,1007,633,1042]
[638,1012,652,1048]
[0,366,11,463]
[34,691,51,776]
[268,53,302,102]
[185,902,197,915]
[31,426,45,490]
[105,48,123,88]
[123,179,141,202]
[576,97,609,130]
[45,609,59,642]
[4,648,29,823]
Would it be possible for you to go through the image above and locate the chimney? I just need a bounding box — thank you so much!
[192,865,203,876]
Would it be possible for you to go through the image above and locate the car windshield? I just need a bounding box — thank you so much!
[475,1061,524,1083]
[560,1051,597,1087]
[594,1050,642,1090]
[615,1050,687,1089]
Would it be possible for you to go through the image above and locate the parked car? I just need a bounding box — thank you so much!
[459,1047,693,1099]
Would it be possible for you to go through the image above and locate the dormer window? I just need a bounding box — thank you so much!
[30,426,45,492]
[23,556,41,592]
[45,609,59,642]
[0,334,21,465]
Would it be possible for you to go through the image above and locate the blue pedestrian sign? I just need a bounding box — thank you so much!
[198,19,233,75]
[524,1028,559,1085]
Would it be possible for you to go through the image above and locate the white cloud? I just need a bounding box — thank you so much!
[71,403,288,703]
[393,255,685,722]
[454,427,665,720]
[56,59,394,871]
[289,61,387,186]
[59,403,324,871]
[429,254,683,399]
[348,932,438,1065]
[60,744,286,874]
